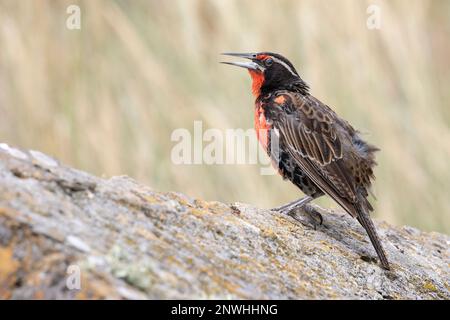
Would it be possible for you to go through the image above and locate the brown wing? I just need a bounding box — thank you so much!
[265,92,389,269]
[266,92,389,268]
[268,92,360,216]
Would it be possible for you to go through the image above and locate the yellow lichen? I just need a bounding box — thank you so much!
[135,227,158,241]
[190,208,207,217]
[143,195,159,204]
[0,245,19,280]
[423,280,438,292]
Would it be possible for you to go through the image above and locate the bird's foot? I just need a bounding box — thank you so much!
[273,203,323,230]
[303,204,323,227]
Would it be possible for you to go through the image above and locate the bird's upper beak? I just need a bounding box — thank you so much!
[220,52,262,71]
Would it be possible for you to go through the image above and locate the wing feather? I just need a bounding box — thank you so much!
[269,93,358,206]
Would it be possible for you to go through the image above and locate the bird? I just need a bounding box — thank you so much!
[221,52,390,270]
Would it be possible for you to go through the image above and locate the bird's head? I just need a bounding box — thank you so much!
[221,52,307,97]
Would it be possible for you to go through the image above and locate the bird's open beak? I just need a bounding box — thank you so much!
[220,52,261,71]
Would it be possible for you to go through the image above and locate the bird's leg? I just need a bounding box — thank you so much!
[271,196,323,229]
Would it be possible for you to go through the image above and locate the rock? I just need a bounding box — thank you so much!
[0,144,448,299]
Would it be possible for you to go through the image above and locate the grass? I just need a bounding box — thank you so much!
[0,0,449,233]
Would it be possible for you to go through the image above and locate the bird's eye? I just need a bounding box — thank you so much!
[265,58,273,67]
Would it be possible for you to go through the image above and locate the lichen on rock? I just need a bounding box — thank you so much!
[0,144,448,299]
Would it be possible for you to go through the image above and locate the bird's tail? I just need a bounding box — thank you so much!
[356,203,390,270]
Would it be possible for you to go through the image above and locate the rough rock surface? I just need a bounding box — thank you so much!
[0,143,448,300]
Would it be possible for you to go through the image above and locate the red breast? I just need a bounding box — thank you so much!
[254,103,271,151]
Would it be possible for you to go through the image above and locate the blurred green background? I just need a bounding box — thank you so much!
[0,0,449,233]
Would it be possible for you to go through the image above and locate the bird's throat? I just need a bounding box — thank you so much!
[248,70,265,97]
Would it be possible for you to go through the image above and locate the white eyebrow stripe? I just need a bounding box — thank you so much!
[272,57,297,77]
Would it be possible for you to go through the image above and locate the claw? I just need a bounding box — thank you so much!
[275,204,324,230]
[304,205,323,226]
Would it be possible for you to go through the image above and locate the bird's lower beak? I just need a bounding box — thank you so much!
[220,52,261,71]
[220,61,260,70]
